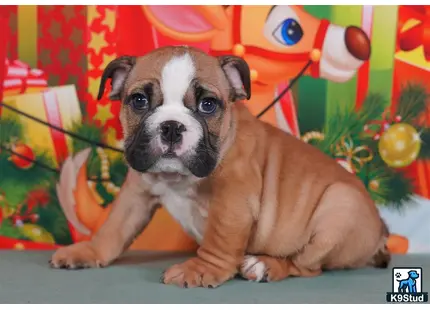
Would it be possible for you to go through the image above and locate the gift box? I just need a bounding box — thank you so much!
[0,5,126,144]
[297,5,399,133]
[3,59,48,97]
[1,85,82,167]
[391,5,430,199]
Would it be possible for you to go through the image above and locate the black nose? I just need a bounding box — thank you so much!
[160,121,186,145]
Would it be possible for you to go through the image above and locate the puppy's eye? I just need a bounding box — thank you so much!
[198,98,218,115]
[131,93,149,111]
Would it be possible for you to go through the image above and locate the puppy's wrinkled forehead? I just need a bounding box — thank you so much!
[124,47,229,100]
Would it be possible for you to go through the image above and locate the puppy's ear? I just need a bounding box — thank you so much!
[218,55,251,101]
[97,55,136,101]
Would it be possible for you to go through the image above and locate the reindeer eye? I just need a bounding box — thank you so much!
[131,93,149,111]
[273,18,303,46]
[263,6,303,48]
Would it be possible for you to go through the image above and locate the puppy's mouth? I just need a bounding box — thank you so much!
[161,150,178,159]
[149,171,185,183]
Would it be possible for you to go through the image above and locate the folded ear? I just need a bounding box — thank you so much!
[218,55,251,101]
[97,55,136,101]
[142,5,228,42]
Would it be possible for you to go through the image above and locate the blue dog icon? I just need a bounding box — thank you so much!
[397,270,420,293]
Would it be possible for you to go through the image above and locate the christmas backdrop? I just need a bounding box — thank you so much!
[0,5,430,253]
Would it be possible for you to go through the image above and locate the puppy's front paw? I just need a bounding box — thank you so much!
[49,241,106,270]
[161,257,234,288]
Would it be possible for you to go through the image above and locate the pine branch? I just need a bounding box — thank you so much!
[109,156,128,186]
[366,158,415,210]
[0,220,27,240]
[358,92,388,123]
[396,83,429,123]
[69,121,104,154]
[319,92,387,154]
[0,117,23,145]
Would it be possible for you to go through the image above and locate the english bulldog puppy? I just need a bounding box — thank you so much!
[50,46,390,288]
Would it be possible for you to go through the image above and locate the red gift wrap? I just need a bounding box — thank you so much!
[392,5,430,199]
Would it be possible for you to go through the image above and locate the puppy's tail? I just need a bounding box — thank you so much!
[369,218,391,269]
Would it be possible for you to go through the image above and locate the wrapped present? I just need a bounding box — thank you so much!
[3,59,48,97]
[391,5,430,199]
[0,5,125,143]
[297,5,399,133]
[2,85,82,167]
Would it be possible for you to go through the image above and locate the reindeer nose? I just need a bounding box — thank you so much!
[344,26,371,61]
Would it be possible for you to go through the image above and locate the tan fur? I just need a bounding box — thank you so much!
[50,46,389,288]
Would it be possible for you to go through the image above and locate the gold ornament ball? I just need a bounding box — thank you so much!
[369,180,380,191]
[378,123,421,168]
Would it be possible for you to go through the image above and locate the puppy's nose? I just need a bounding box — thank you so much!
[344,26,371,61]
[160,121,186,145]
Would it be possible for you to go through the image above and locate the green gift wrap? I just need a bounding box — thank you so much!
[298,5,398,134]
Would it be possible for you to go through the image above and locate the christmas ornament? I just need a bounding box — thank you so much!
[8,141,35,169]
[369,179,380,191]
[378,123,421,168]
[19,223,55,244]
[332,136,373,173]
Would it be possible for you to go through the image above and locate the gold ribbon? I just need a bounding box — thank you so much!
[332,136,373,173]
[301,131,325,143]
[18,6,38,68]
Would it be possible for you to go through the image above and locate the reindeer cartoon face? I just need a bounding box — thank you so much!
[143,5,371,89]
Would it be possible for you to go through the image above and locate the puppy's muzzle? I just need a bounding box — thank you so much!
[160,120,186,146]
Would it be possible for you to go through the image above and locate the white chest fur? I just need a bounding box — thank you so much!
[143,175,208,244]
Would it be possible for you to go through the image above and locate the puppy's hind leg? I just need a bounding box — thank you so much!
[292,182,386,272]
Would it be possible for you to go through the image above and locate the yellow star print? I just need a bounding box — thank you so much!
[88,76,101,99]
[103,9,116,32]
[89,31,107,55]
[94,103,114,126]
[87,5,101,21]
[103,53,116,68]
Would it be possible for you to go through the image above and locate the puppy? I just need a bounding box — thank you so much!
[50,46,390,288]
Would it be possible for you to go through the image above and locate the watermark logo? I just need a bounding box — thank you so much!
[386,267,428,303]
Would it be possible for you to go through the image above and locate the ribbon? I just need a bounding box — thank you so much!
[332,136,373,173]
[2,58,48,96]
[0,17,8,105]
[397,5,430,61]
[42,90,69,165]
[363,108,402,140]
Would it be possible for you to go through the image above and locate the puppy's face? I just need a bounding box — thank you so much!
[97,46,251,178]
